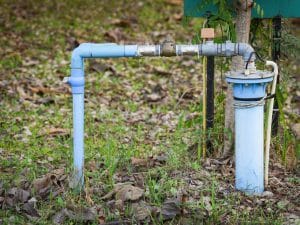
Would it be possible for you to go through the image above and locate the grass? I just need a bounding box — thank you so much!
[0,0,298,224]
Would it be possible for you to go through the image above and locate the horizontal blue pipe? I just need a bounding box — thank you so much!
[71,43,138,69]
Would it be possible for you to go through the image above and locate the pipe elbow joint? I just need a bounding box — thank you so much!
[71,43,93,69]
[69,43,93,93]
[239,43,255,62]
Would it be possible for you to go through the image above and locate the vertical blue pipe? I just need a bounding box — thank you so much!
[235,103,264,193]
[73,93,84,188]
[68,43,138,190]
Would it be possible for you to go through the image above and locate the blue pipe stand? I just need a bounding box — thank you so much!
[66,43,139,190]
[65,41,266,191]
[226,70,273,194]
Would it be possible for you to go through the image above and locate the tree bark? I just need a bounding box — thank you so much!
[223,0,253,157]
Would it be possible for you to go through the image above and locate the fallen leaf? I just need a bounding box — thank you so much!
[53,207,97,224]
[282,213,300,225]
[91,62,108,72]
[7,187,30,203]
[115,199,124,211]
[131,157,148,167]
[261,191,274,198]
[53,209,67,224]
[35,97,55,105]
[16,86,32,100]
[115,184,144,202]
[48,128,68,136]
[110,18,132,27]
[152,67,172,76]
[51,168,65,178]
[0,180,3,195]
[132,201,153,221]
[181,59,195,67]
[104,28,127,42]
[22,59,39,67]
[203,196,212,214]
[66,37,80,50]
[161,198,181,220]
[22,202,40,218]
[41,128,69,137]
[23,127,32,136]
[145,93,162,102]
[125,110,149,124]
[133,173,145,189]
[277,200,289,209]
[153,153,168,164]
[28,197,37,206]
[185,112,200,121]
[291,123,300,139]
[28,86,51,95]
[173,12,183,21]
[32,176,51,194]
[75,207,97,221]
[32,168,65,199]
[101,183,144,203]
[90,62,116,74]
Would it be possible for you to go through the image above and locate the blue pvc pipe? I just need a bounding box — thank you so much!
[68,43,138,189]
[235,103,264,193]
[73,93,85,188]
[71,43,138,69]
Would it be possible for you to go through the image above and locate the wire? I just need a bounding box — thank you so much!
[255,51,266,62]
[233,95,266,108]
[245,52,255,69]
[245,51,266,69]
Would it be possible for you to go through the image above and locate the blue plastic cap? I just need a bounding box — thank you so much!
[226,77,273,100]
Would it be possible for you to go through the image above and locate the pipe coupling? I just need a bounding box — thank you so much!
[65,76,85,94]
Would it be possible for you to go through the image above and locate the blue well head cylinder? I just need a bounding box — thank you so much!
[226,70,274,194]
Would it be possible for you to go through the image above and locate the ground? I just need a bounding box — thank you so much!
[0,0,299,224]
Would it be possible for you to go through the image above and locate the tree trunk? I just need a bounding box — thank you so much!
[223,0,253,157]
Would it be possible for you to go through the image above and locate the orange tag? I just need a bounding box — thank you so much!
[201,28,215,39]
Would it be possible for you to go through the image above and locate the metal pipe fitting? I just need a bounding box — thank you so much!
[176,45,199,56]
[160,40,176,56]
[137,45,160,56]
